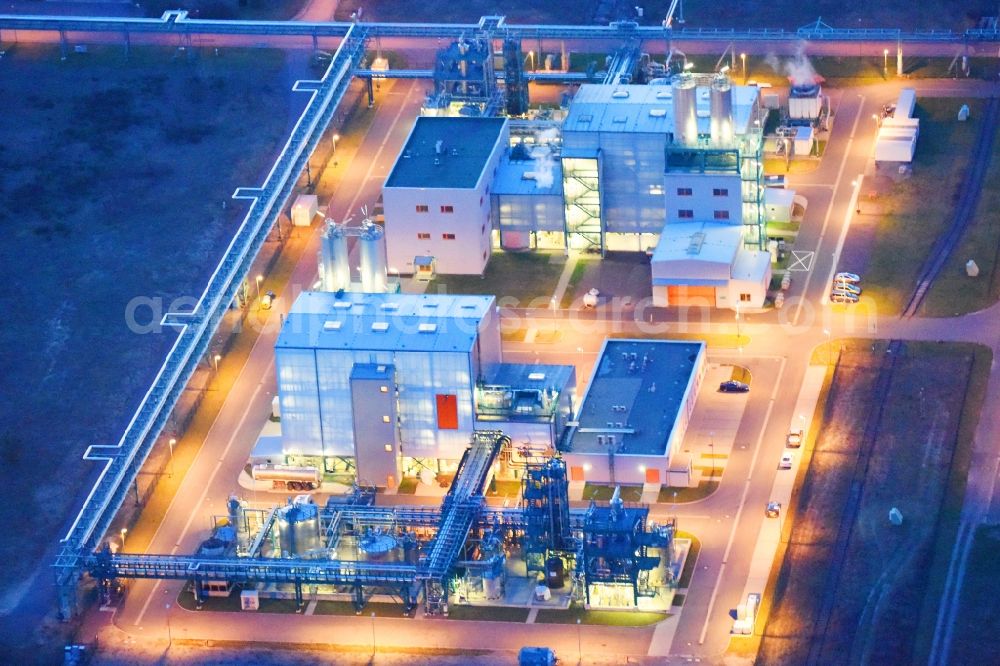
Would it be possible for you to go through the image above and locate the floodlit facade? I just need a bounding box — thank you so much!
[273,291,574,488]
[382,116,508,276]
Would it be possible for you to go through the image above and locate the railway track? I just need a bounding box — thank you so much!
[901,97,1000,318]
[805,340,903,666]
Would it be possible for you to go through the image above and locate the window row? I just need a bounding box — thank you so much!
[417,232,456,240]
[676,187,729,197]
[415,205,454,213]
[677,210,730,220]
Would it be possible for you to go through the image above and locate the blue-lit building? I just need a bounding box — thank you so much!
[273,291,574,488]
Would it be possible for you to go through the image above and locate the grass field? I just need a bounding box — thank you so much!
[334,0,996,30]
[861,99,984,315]
[425,251,565,306]
[0,45,296,657]
[948,525,1000,663]
[757,342,990,665]
[534,607,667,626]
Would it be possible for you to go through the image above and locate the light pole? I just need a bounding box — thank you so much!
[370,611,376,661]
[120,528,128,552]
[577,617,582,665]
[883,48,889,73]
[255,275,263,311]
[528,50,535,71]
[740,52,747,82]
[213,353,222,374]
[165,602,172,650]
[332,133,340,167]
[823,329,832,367]
[709,431,715,480]
[168,437,176,477]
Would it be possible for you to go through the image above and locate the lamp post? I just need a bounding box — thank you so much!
[120,528,128,552]
[168,437,176,477]
[213,354,222,374]
[883,48,889,73]
[577,617,582,665]
[165,602,173,650]
[332,133,340,167]
[370,611,376,660]
[740,52,747,82]
[709,431,715,480]
[255,275,263,311]
[528,50,535,71]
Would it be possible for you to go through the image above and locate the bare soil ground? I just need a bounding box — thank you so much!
[0,44,299,661]
[757,342,987,666]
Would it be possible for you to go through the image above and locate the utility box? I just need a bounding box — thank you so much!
[240,589,259,611]
[291,194,319,227]
[966,259,980,277]
[958,104,970,121]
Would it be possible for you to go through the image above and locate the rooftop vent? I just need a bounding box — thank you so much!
[323,320,342,331]
[686,232,706,255]
[371,322,390,332]
[435,139,445,154]
[380,302,400,311]
[433,157,442,166]
[612,90,629,98]
[528,372,546,381]
[418,323,438,333]
[656,90,672,99]
[649,108,667,117]
[333,301,352,309]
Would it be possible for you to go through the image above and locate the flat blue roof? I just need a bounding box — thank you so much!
[492,158,564,197]
[384,117,507,190]
[276,291,494,354]
[566,339,705,456]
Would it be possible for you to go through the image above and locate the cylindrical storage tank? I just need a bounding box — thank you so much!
[359,224,388,293]
[672,75,698,146]
[276,500,320,557]
[710,77,733,146]
[320,222,351,292]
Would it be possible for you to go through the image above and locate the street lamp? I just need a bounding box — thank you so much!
[370,611,376,659]
[165,602,172,650]
[213,354,222,374]
[255,275,263,311]
[709,431,715,479]
[883,48,889,72]
[528,50,535,71]
[332,133,341,167]
[740,52,747,81]
[168,437,177,477]
[577,617,582,665]
[120,528,128,551]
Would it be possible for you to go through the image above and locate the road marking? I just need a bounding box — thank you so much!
[792,95,866,326]
[134,360,273,626]
[698,356,787,644]
[820,174,865,306]
[787,251,815,272]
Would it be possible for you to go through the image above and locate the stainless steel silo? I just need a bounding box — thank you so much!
[359,223,388,293]
[710,76,734,146]
[671,75,698,146]
[320,221,351,292]
[276,500,320,557]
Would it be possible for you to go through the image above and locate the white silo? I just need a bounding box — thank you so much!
[320,221,351,292]
[710,75,734,145]
[359,223,388,293]
[672,74,698,146]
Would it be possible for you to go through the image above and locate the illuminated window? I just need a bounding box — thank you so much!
[417,232,430,240]
[649,184,664,195]
[384,444,393,452]
[416,205,429,213]
[382,415,391,423]
[380,386,389,393]
[440,205,454,213]
[740,293,752,302]
[442,233,456,240]
[678,209,694,219]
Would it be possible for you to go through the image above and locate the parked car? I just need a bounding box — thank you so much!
[779,452,794,469]
[786,430,803,448]
[719,380,750,393]
[766,501,782,518]
[835,272,861,284]
[832,282,862,296]
[830,291,859,304]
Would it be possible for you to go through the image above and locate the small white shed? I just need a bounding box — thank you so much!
[291,194,319,227]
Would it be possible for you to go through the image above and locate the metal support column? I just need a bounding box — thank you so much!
[193,578,204,609]
[353,582,365,612]
[57,570,80,621]
[312,32,318,51]
[294,580,304,612]
[367,76,374,107]
[123,28,130,59]
[897,41,903,77]
[59,29,67,60]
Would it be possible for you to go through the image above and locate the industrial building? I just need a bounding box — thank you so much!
[381,72,772,308]
[382,116,509,276]
[560,339,706,486]
[874,87,919,163]
[268,291,575,489]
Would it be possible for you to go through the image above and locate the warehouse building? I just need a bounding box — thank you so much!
[560,339,706,486]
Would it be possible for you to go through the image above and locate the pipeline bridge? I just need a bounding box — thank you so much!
[84,432,562,614]
[3,12,1000,45]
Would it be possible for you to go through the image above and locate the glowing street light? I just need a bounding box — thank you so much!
[168,437,177,477]
[255,275,263,311]
[120,527,128,551]
[370,612,376,658]
[740,52,747,81]
[528,50,535,71]
[213,354,222,374]
[577,618,583,665]
[883,48,889,71]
